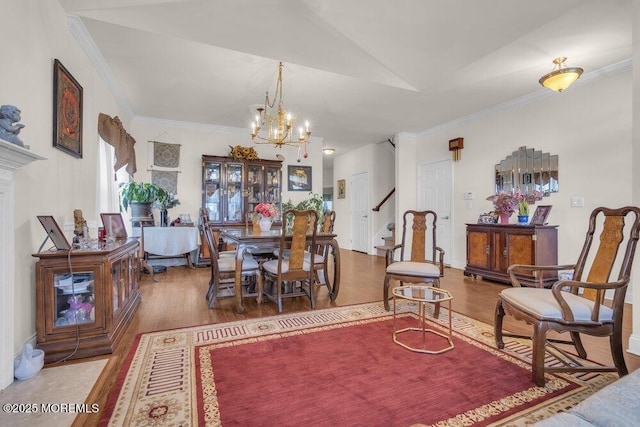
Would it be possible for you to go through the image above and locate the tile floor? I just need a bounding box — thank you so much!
[0,359,107,426]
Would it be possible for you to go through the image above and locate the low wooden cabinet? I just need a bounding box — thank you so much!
[464,223,558,287]
[34,239,141,364]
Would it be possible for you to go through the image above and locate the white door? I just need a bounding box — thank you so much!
[417,159,452,265]
[351,172,369,253]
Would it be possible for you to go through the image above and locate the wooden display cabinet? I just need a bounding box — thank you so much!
[202,155,282,226]
[464,223,558,287]
[34,239,141,364]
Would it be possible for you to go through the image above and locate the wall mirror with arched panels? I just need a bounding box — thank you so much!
[494,146,558,198]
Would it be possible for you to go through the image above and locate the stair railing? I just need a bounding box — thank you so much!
[372,188,395,212]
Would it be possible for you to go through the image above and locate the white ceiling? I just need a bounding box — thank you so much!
[59,0,632,158]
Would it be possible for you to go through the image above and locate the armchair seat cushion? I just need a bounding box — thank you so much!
[386,261,440,278]
[262,258,312,274]
[217,255,259,272]
[500,288,613,322]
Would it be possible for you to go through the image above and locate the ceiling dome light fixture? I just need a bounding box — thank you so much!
[322,148,335,155]
[251,62,312,160]
[539,57,583,92]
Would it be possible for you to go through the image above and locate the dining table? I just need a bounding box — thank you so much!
[220,227,341,313]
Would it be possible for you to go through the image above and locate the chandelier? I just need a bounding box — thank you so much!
[539,57,583,92]
[251,62,311,159]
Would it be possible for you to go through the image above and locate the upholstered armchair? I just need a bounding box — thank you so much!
[383,210,445,315]
[495,206,640,386]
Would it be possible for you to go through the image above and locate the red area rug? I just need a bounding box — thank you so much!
[101,302,616,426]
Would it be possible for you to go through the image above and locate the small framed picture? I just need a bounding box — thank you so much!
[288,165,312,191]
[477,212,497,224]
[53,59,83,158]
[530,205,552,225]
[337,179,346,199]
[37,215,71,251]
[100,213,128,239]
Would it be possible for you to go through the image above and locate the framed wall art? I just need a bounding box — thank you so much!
[287,165,312,191]
[337,179,346,199]
[530,205,552,226]
[53,59,83,158]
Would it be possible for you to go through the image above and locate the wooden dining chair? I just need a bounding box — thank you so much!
[383,210,445,316]
[261,209,318,312]
[311,210,336,293]
[203,223,262,308]
[495,206,640,386]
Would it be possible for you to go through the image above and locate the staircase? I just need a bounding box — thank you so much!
[374,223,395,259]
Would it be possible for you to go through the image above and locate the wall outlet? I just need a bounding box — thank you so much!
[571,196,584,207]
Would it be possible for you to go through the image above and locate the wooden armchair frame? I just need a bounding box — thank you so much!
[383,210,445,313]
[495,206,640,386]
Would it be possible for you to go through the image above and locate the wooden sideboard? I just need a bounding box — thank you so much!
[34,239,141,364]
[464,223,558,287]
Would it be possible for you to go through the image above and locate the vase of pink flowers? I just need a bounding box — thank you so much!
[486,191,517,224]
[255,203,277,231]
[487,189,543,224]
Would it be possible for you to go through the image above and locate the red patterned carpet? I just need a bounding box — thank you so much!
[100,302,616,426]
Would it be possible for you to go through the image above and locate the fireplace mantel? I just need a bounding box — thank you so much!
[0,139,45,389]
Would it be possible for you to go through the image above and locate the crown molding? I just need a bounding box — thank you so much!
[66,15,135,120]
[419,58,632,137]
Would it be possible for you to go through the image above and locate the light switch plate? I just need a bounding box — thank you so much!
[464,192,473,200]
[571,196,584,207]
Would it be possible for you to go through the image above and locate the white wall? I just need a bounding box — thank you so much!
[413,72,632,269]
[1,0,127,388]
[129,118,323,230]
[333,141,395,252]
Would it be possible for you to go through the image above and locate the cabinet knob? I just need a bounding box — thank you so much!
[503,248,507,257]
[485,245,489,254]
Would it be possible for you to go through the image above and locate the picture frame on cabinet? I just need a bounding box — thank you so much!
[100,213,128,239]
[37,215,71,252]
[530,205,552,225]
[53,59,83,158]
[288,165,312,191]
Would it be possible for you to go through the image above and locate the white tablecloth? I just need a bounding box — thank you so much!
[142,226,199,256]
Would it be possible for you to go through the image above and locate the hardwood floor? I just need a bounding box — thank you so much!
[76,249,640,426]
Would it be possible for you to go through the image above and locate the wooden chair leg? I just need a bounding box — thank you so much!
[308,278,316,309]
[610,328,629,377]
[383,275,392,311]
[256,272,263,304]
[494,298,506,349]
[432,278,440,319]
[531,322,548,387]
[208,278,219,309]
[569,331,587,359]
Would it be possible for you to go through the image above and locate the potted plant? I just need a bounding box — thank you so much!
[118,181,165,219]
[282,192,325,226]
[156,191,180,226]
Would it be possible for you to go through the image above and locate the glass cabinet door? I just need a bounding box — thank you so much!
[53,271,96,328]
[266,166,282,222]
[226,162,244,222]
[247,164,265,216]
[204,162,222,223]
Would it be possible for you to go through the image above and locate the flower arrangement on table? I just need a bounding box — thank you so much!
[487,189,544,223]
[255,203,278,218]
[486,190,518,215]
